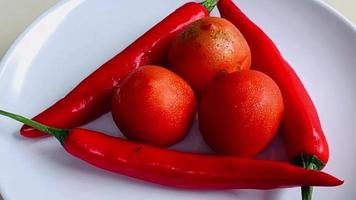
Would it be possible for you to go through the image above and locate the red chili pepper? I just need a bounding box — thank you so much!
[20,0,217,138]
[218,0,330,199]
[0,110,343,190]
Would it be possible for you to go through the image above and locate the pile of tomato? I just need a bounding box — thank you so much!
[113,16,283,159]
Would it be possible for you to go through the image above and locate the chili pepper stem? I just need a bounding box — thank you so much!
[302,186,313,200]
[201,0,218,12]
[0,110,69,144]
[301,164,317,200]
[293,154,325,200]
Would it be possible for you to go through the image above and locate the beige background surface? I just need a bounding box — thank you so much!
[0,0,355,199]
[0,0,356,60]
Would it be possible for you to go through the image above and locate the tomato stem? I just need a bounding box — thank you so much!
[0,110,68,144]
[201,0,218,12]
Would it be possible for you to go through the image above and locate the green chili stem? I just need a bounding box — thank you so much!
[301,161,319,200]
[293,154,325,200]
[0,110,68,144]
[201,0,219,13]
[302,185,313,200]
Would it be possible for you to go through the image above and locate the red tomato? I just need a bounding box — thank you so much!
[198,70,284,157]
[112,65,196,147]
[168,16,251,96]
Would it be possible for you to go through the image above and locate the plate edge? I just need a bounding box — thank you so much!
[0,0,73,79]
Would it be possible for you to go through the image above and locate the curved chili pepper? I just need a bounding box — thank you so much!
[20,0,218,138]
[218,0,330,199]
[0,110,343,190]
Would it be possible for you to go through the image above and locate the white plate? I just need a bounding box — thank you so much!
[0,0,355,199]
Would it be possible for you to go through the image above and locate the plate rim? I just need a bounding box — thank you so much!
[0,0,356,199]
[1,0,356,75]
[0,0,74,79]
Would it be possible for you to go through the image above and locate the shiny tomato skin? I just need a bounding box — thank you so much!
[168,17,251,96]
[198,70,284,157]
[112,65,196,147]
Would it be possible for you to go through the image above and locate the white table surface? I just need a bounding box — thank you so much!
[0,0,355,199]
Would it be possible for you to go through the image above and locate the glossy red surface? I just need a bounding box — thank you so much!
[218,0,329,165]
[199,70,284,157]
[20,2,209,138]
[112,65,196,147]
[168,16,251,96]
[64,128,342,189]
